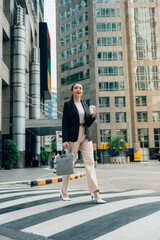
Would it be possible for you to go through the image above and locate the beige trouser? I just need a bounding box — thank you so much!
[61,126,99,194]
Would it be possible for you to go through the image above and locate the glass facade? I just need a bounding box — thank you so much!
[135,66,160,91]
[131,7,159,61]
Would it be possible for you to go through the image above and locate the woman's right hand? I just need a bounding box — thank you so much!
[62,142,69,149]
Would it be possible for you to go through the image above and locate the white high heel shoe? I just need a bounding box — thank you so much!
[60,190,71,201]
[91,193,106,204]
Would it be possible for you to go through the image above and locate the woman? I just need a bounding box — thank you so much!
[61,83,106,203]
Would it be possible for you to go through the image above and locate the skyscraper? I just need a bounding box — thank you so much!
[0,0,51,168]
[56,0,160,162]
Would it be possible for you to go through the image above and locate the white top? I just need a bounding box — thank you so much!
[75,102,85,124]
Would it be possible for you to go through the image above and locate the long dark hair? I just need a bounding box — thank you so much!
[70,83,82,101]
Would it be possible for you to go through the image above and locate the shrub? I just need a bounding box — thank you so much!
[40,150,49,165]
[2,139,20,166]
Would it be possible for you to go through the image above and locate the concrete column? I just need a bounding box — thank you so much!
[30,47,40,166]
[0,8,2,168]
[12,5,26,168]
[0,77,2,169]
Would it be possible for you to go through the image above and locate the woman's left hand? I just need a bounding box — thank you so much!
[91,106,96,118]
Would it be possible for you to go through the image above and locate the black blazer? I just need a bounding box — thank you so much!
[62,100,95,142]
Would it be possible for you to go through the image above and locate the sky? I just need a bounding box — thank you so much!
[44,0,57,92]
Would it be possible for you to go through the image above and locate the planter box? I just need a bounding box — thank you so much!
[110,156,126,163]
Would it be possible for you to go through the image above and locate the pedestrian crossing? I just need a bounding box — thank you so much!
[0,186,160,240]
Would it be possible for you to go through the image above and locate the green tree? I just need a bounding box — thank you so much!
[2,139,20,166]
[40,150,49,165]
[106,137,128,157]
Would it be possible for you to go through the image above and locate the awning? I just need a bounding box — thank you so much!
[26,119,62,136]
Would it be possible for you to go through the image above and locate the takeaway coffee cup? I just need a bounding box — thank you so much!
[89,105,95,115]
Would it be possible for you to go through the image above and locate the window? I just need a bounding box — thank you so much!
[98,51,123,61]
[100,129,111,142]
[61,26,89,47]
[116,129,127,142]
[118,51,123,61]
[99,97,110,107]
[61,40,89,59]
[96,8,121,17]
[115,97,125,107]
[97,37,122,47]
[96,22,121,32]
[115,112,126,122]
[61,54,89,73]
[98,66,124,76]
[154,128,160,148]
[153,112,160,122]
[100,113,110,123]
[99,81,125,92]
[136,96,147,106]
[118,37,122,46]
[138,129,149,148]
[61,69,90,85]
[137,112,148,122]
[60,0,87,21]
[96,0,120,2]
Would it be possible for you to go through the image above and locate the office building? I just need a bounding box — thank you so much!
[56,0,160,162]
[0,0,51,167]
[45,91,58,119]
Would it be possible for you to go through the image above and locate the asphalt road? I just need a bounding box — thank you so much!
[0,163,160,240]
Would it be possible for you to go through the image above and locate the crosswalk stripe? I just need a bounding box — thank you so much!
[0,189,60,199]
[21,196,160,237]
[96,210,160,240]
[1,186,160,240]
[0,190,89,210]
[0,190,155,225]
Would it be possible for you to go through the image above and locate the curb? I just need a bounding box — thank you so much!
[98,162,140,165]
[0,180,31,186]
[30,173,86,187]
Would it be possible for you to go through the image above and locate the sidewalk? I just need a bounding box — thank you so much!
[0,164,85,187]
